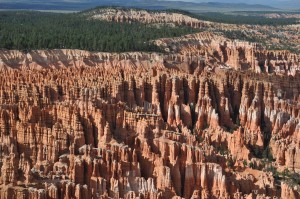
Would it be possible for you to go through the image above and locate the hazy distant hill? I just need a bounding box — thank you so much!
[0,0,278,12]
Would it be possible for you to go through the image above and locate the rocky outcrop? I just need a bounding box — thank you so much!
[87,8,209,28]
[155,32,300,76]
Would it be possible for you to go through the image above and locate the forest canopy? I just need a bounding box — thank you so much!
[0,11,198,52]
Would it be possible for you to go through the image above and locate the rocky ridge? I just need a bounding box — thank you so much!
[88,8,300,54]
[87,8,209,28]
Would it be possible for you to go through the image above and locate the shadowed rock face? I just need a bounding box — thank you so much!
[0,48,299,199]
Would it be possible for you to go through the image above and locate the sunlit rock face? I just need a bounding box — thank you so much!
[0,48,299,199]
[88,8,208,28]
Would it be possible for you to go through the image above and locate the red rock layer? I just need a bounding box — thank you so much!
[0,49,299,199]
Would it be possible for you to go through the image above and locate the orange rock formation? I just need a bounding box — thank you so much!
[0,48,299,198]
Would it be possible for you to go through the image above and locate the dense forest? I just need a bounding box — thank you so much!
[0,8,298,53]
[0,11,198,52]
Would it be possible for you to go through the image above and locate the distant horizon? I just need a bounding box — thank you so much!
[0,0,299,11]
[164,0,300,9]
